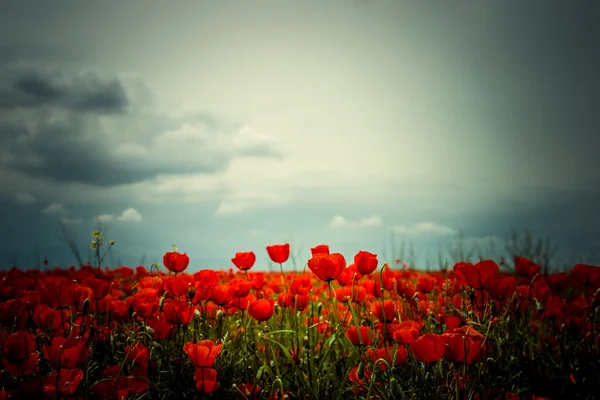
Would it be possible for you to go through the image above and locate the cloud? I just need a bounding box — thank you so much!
[329,215,383,228]
[93,208,142,223]
[0,68,129,114]
[216,190,290,215]
[41,203,68,215]
[116,207,142,222]
[14,192,35,205]
[0,62,281,187]
[393,221,457,236]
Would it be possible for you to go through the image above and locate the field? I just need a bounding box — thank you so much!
[1,240,599,399]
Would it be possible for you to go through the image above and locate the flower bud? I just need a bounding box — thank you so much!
[82,298,90,315]
[357,362,365,380]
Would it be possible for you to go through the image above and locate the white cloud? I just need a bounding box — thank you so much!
[116,207,143,222]
[393,221,457,236]
[95,214,115,223]
[94,208,143,223]
[14,192,35,205]
[329,215,383,228]
[216,190,291,215]
[41,203,68,215]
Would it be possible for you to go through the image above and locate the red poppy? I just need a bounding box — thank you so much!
[346,326,372,346]
[442,326,488,365]
[417,275,437,293]
[164,276,190,298]
[163,299,194,326]
[453,260,499,290]
[194,368,220,394]
[570,264,600,287]
[125,343,150,369]
[364,346,408,370]
[146,316,173,340]
[33,304,62,332]
[85,278,111,300]
[410,333,445,363]
[184,340,222,368]
[42,368,84,397]
[131,288,160,319]
[310,244,330,256]
[354,251,378,275]
[248,299,274,322]
[485,275,516,301]
[163,251,190,273]
[392,320,423,344]
[290,276,313,295]
[232,251,257,271]
[42,336,89,369]
[211,285,231,306]
[307,253,346,282]
[2,330,38,377]
[39,276,76,309]
[266,244,290,264]
[370,300,396,323]
[514,256,541,278]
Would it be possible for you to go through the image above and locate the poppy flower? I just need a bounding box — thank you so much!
[125,343,150,369]
[2,330,38,377]
[370,300,396,323]
[163,299,194,326]
[164,276,190,298]
[453,260,499,290]
[346,326,372,346]
[184,340,222,368]
[514,256,541,278]
[392,320,423,344]
[211,285,231,306]
[266,244,290,264]
[248,299,274,322]
[410,333,445,363]
[354,251,378,275]
[42,368,84,397]
[442,326,488,365]
[42,336,89,369]
[570,264,600,287]
[364,346,408,370]
[163,251,190,273]
[307,253,346,282]
[39,276,76,309]
[485,275,516,301]
[417,275,437,293]
[310,244,330,256]
[232,251,257,271]
[194,367,220,394]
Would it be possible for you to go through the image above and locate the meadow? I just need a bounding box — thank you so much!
[0,231,599,399]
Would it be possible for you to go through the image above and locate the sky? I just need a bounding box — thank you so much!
[0,0,598,272]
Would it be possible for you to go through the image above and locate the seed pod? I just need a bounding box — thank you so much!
[82,298,90,315]
[357,362,365,380]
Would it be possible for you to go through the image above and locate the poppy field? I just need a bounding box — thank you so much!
[1,238,599,399]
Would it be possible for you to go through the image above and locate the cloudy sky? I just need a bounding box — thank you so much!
[0,1,598,271]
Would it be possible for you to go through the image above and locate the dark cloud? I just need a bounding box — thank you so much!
[0,62,281,186]
[0,68,128,114]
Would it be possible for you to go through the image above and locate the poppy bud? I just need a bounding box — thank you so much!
[82,298,90,315]
[317,302,323,315]
[145,325,155,335]
[357,362,365,380]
